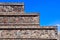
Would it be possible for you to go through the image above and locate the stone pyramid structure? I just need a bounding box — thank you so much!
[0,3,58,40]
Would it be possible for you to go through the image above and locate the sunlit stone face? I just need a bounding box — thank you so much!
[0,3,57,40]
[0,16,39,24]
[0,5,24,12]
[0,30,57,39]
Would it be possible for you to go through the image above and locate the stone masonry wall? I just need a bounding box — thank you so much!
[0,29,57,39]
[0,3,58,40]
[0,16,39,24]
[0,5,24,12]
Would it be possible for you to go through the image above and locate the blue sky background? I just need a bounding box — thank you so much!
[0,0,60,31]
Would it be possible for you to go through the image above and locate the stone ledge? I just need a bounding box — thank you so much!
[0,23,39,26]
[0,12,24,15]
[0,38,57,40]
[0,12,39,16]
[0,26,57,30]
[0,3,24,6]
[0,28,56,30]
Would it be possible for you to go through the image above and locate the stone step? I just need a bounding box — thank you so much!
[0,3,24,12]
[0,12,38,15]
[0,38,57,40]
[0,25,40,28]
[0,29,57,39]
[0,14,39,24]
[0,25,57,29]
[0,12,24,15]
[0,3,24,6]
[0,23,39,26]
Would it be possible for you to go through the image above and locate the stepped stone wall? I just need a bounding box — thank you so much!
[0,3,58,40]
[0,26,57,40]
[0,3,24,12]
[0,15,39,24]
[0,28,57,39]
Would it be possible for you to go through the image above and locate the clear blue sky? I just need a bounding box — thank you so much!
[0,0,60,31]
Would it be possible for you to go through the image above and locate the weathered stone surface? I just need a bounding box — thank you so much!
[0,25,40,28]
[0,12,24,15]
[0,38,57,40]
[0,25,57,28]
[0,5,24,12]
[0,3,24,5]
[0,30,57,39]
[0,3,58,40]
[0,16,39,24]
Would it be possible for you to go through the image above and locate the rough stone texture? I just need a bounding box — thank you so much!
[0,16,39,24]
[0,25,40,28]
[0,26,57,28]
[0,3,24,5]
[0,30,57,39]
[0,5,24,12]
[0,12,24,15]
[0,38,57,40]
[0,3,58,40]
